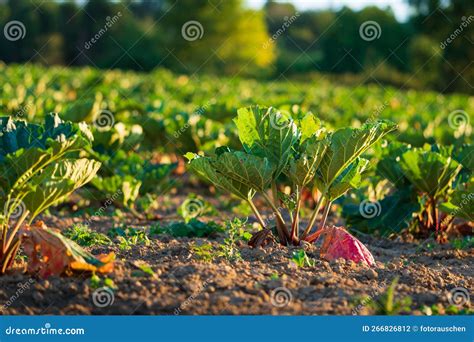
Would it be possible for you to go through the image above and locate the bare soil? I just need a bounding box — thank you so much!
[1,206,472,316]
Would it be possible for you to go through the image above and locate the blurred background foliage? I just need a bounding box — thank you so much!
[0,0,472,94]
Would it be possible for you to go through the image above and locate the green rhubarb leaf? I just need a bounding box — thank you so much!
[315,121,397,194]
[376,142,411,189]
[23,158,101,220]
[213,151,275,192]
[326,157,370,201]
[0,114,97,220]
[234,105,298,177]
[439,186,474,221]
[287,135,329,187]
[187,155,255,200]
[398,149,462,198]
[0,113,92,161]
[298,112,323,144]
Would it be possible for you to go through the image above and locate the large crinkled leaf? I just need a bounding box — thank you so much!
[298,112,323,144]
[315,121,397,194]
[0,114,94,193]
[0,148,51,191]
[22,221,114,278]
[0,113,93,156]
[213,151,275,192]
[343,189,420,234]
[376,142,411,189]
[234,105,299,177]
[398,149,462,198]
[286,135,329,187]
[22,159,101,220]
[0,118,42,156]
[186,153,255,200]
[439,189,474,221]
[326,157,369,201]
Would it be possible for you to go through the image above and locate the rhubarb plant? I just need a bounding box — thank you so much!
[344,142,470,240]
[186,105,396,261]
[0,114,110,275]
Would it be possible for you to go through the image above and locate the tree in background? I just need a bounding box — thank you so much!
[161,0,275,76]
[0,0,40,62]
[408,0,474,93]
[0,0,471,93]
[264,1,411,79]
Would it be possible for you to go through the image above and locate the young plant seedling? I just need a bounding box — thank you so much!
[190,243,215,262]
[291,250,315,268]
[370,277,412,315]
[108,226,150,250]
[64,225,112,247]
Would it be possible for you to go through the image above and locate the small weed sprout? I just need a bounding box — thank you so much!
[291,250,315,268]
[370,277,412,315]
[64,225,112,247]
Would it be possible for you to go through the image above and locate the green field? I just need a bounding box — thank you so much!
[0,63,472,315]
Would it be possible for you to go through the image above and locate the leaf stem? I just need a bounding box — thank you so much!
[319,201,332,230]
[301,193,325,239]
[304,226,325,243]
[247,198,266,229]
[304,201,332,243]
[1,222,6,257]
[262,186,289,244]
[4,209,29,255]
[290,187,302,244]
[1,238,21,274]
